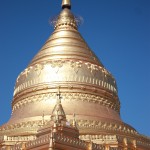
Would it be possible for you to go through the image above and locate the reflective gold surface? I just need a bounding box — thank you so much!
[0,0,150,149]
[62,0,71,9]
[5,0,121,132]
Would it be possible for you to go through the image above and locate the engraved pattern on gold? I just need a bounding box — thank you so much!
[34,64,44,76]
[14,61,117,96]
[51,60,65,73]
[85,62,98,76]
[12,93,120,113]
[0,120,137,136]
[70,60,82,73]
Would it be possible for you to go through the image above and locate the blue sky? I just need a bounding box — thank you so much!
[0,0,150,136]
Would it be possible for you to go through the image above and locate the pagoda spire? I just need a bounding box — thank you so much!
[62,0,71,9]
[51,87,66,123]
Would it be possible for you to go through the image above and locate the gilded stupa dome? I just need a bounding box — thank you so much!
[0,0,137,138]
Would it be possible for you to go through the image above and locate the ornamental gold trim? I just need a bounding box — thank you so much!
[12,92,120,113]
[14,60,117,96]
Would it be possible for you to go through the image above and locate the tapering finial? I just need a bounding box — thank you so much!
[57,86,61,103]
[72,113,78,129]
[62,0,71,9]
[49,132,54,150]
[42,111,45,125]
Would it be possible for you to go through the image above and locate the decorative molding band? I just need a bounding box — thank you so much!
[0,135,36,143]
[0,120,137,138]
[12,92,120,113]
[25,134,50,149]
[14,60,117,96]
[1,133,149,150]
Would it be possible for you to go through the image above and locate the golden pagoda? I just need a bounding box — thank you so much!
[0,0,150,149]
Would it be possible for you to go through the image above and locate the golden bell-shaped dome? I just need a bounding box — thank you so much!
[0,1,136,137]
[14,7,118,100]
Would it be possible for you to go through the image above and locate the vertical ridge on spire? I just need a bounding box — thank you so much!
[49,132,54,150]
[72,113,78,129]
[62,0,71,9]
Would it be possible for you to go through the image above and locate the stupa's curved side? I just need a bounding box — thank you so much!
[0,0,150,149]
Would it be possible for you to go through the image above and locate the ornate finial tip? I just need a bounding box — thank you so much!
[62,0,71,9]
